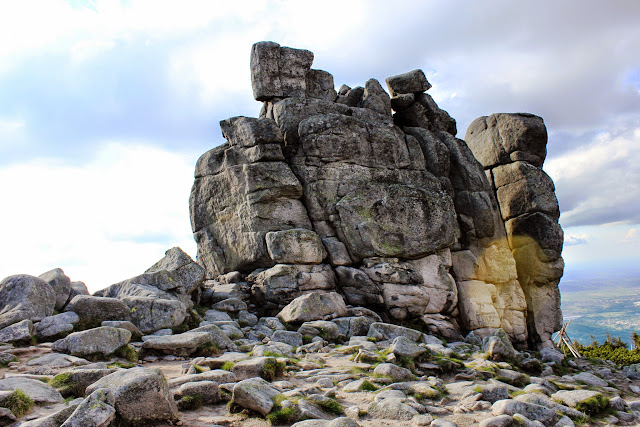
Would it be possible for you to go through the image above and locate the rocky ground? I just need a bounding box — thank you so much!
[2,290,640,427]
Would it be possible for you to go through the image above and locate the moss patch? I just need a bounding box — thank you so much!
[574,395,610,417]
[221,361,235,371]
[180,394,203,411]
[358,380,378,392]
[314,397,344,415]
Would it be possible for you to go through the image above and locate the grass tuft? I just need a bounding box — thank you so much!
[0,389,33,417]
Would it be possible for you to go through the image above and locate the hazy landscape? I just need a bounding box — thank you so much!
[561,267,640,346]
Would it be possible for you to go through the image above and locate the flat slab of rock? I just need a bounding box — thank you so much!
[142,331,213,356]
[551,390,605,408]
[367,322,423,342]
[0,377,63,404]
[52,326,131,357]
[26,353,91,369]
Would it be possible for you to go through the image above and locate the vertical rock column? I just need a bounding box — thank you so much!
[465,113,564,348]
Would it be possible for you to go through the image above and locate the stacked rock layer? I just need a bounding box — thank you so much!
[189,41,564,349]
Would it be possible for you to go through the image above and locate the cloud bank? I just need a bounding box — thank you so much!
[0,0,639,287]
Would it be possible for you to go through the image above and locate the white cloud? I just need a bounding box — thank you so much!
[624,228,639,243]
[0,142,198,292]
[565,234,588,246]
[546,122,640,227]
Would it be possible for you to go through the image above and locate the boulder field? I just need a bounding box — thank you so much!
[0,42,629,426]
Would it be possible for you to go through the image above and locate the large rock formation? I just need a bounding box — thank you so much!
[465,114,564,347]
[189,41,563,349]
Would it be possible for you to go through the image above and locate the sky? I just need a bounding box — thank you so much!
[0,0,639,292]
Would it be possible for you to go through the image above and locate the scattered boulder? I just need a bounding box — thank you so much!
[65,295,131,329]
[0,377,63,404]
[0,319,33,344]
[230,377,280,416]
[141,331,214,357]
[85,367,178,425]
[60,388,116,427]
[38,268,72,311]
[277,292,347,324]
[122,296,187,334]
[51,326,131,358]
[36,312,79,340]
[0,275,55,329]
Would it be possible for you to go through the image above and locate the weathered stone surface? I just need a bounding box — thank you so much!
[390,335,427,358]
[145,246,205,297]
[142,331,213,356]
[386,69,432,96]
[251,41,314,101]
[0,275,55,329]
[65,295,131,329]
[232,356,281,381]
[52,326,131,357]
[85,367,178,425]
[493,162,559,221]
[231,377,280,416]
[61,388,116,427]
[175,380,221,406]
[373,363,414,382]
[367,397,418,420]
[368,322,424,342]
[483,329,518,361]
[466,113,547,169]
[39,268,72,311]
[0,377,63,404]
[491,399,555,424]
[265,229,327,264]
[69,281,90,299]
[122,296,187,334]
[551,390,606,409]
[277,291,347,323]
[36,312,79,340]
[19,398,82,427]
[0,319,33,343]
[252,264,337,309]
[189,42,565,349]
[26,352,91,369]
[101,320,142,340]
[334,266,383,307]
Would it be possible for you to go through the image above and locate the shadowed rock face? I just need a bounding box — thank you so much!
[189,41,564,349]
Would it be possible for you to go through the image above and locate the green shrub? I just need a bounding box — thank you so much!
[576,340,640,366]
[0,389,33,417]
[267,394,299,425]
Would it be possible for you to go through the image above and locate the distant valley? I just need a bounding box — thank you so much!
[560,268,640,346]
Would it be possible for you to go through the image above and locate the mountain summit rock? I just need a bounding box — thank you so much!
[189,41,563,350]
